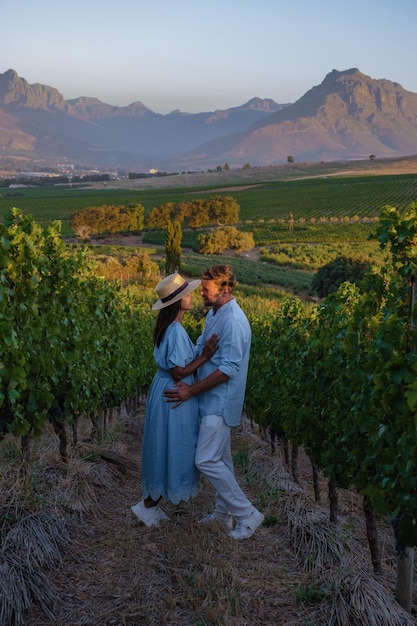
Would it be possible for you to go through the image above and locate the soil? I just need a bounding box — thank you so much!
[23,403,417,626]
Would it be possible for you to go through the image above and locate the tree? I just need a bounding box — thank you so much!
[208,196,240,225]
[197,227,254,255]
[125,203,145,232]
[165,220,182,274]
[146,203,178,229]
[312,256,371,298]
[184,200,210,228]
[144,196,240,231]
[228,229,255,255]
[369,154,376,160]
[70,204,145,238]
[287,155,295,164]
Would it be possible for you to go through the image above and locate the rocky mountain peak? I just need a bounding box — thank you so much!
[1,67,417,171]
[0,69,71,112]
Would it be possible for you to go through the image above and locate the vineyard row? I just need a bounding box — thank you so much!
[3,204,417,553]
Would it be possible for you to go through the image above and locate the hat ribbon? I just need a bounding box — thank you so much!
[161,280,189,303]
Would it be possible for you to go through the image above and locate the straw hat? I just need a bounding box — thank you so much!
[152,273,201,310]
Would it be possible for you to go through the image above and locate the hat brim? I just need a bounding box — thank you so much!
[152,279,201,310]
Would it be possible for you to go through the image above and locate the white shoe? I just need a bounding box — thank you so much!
[131,500,166,527]
[228,508,264,540]
[155,507,170,523]
[198,512,233,530]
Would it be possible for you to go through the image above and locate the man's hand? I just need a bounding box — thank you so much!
[164,369,228,408]
[164,382,193,408]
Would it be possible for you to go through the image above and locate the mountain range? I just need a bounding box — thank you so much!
[1,67,417,173]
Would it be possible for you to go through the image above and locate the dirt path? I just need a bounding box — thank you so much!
[26,405,304,626]
[23,401,416,626]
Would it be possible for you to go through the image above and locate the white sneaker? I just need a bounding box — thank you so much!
[228,508,264,540]
[131,500,164,527]
[198,512,233,530]
[155,507,170,523]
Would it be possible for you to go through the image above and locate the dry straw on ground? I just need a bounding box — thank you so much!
[0,401,416,625]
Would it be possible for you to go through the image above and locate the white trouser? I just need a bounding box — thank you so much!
[195,414,252,519]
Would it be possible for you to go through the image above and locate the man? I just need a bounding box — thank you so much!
[164,264,264,540]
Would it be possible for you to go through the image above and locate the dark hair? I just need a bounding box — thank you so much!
[153,300,182,347]
[202,264,236,292]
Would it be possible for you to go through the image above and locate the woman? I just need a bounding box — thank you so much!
[131,272,218,527]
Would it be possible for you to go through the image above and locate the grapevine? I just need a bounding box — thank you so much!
[0,209,155,459]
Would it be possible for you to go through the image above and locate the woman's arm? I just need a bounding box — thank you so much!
[170,333,218,382]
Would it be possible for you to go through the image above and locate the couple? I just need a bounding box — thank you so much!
[131,264,264,540]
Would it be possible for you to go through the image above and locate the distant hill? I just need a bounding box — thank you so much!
[188,68,417,167]
[1,67,417,172]
[0,69,285,172]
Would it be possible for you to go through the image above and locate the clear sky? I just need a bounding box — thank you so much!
[2,0,417,114]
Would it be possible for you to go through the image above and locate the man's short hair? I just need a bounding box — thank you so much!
[202,264,236,292]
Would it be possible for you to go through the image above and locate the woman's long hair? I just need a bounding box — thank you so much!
[153,300,182,347]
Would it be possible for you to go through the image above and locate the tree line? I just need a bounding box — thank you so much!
[70,196,241,236]
[146,196,240,229]
[70,203,145,238]
[0,173,110,187]
[70,196,255,257]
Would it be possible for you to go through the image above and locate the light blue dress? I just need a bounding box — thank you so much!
[141,321,200,504]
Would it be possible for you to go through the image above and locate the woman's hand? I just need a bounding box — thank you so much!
[201,333,219,360]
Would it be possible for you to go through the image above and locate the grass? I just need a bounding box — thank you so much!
[0,508,70,625]
[181,252,314,294]
[232,174,417,222]
[1,400,415,625]
[240,219,379,244]
[2,169,417,240]
[295,582,329,605]
[260,241,389,271]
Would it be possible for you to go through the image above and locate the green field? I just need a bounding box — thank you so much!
[235,174,417,221]
[2,172,417,239]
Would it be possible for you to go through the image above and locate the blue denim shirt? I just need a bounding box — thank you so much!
[196,298,251,426]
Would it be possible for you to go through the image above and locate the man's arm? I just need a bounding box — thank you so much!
[163,369,228,407]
